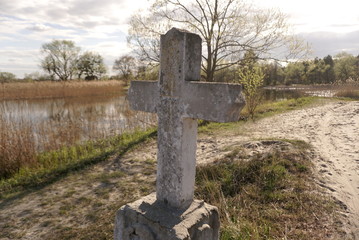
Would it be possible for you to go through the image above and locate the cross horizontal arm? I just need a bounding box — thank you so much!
[183,82,245,123]
[128,81,159,113]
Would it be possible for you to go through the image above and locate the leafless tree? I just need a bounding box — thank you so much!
[40,40,80,81]
[128,0,308,82]
[113,55,136,85]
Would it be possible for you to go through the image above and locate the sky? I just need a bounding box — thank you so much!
[0,0,359,78]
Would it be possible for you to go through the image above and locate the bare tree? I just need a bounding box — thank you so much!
[128,0,308,82]
[40,40,80,81]
[113,55,136,85]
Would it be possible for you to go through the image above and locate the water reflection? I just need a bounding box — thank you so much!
[263,85,339,101]
[0,94,156,151]
[263,89,303,101]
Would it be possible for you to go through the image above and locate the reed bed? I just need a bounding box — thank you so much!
[334,89,359,99]
[0,80,124,100]
[0,94,156,180]
[0,112,37,178]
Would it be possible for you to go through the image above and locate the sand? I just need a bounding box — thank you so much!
[197,100,359,239]
[251,101,359,239]
[1,99,358,239]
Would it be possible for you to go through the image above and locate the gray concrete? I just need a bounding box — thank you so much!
[114,193,220,240]
[128,28,245,209]
[116,28,245,240]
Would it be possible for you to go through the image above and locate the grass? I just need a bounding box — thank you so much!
[195,140,344,240]
[0,128,157,198]
[9,139,342,240]
[0,96,323,196]
[199,96,320,134]
[0,87,156,180]
[0,96,347,239]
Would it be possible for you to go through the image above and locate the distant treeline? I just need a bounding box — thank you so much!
[214,52,359,86]
[2,51,359,86]
[262,52,359,85]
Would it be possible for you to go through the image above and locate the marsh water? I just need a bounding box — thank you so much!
[0,93,155,151]
[0,84,354,151]
[263,85,339,101]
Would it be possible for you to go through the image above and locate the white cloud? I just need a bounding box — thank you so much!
[1,0,358,77]
[0,0,151,77]
[26,23,51,32]
[253,0,359,33]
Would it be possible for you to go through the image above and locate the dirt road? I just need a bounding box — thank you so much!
[204,100,359,238]
[1,100,358,239]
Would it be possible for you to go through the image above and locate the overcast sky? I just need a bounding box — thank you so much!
[1,0,359,78]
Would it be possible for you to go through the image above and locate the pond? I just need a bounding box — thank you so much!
[0,93,155,152]
[1,84,356,153]
[263,85,342,101]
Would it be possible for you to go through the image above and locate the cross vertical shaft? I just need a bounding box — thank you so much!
[156,29,202,209]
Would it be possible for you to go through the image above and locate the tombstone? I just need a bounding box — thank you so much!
[114,28,245,240]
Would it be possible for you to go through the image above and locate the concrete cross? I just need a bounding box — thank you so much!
[128,28,245,209]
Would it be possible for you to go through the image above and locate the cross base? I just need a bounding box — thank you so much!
[115,193,220,240]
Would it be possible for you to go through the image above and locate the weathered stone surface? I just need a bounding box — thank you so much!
[114,193,220,240]
[116,28,246,240]
[127,28,245,209]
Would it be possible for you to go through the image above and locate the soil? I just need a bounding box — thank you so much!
[0,99,358,239]
[198,100,359,239]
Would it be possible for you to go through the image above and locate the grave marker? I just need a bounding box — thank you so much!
[115,28,245,240]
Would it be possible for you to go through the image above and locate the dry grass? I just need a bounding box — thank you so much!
[334,89,359,99]
[0,80,124,100]
[196,141,346,240]
[0,79,156,180]
[0,107,155,180]
[0,115,37,178]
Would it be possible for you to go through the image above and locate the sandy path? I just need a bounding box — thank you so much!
[1,100,357,239]
[207,100,359,239]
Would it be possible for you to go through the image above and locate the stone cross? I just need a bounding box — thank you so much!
[128,28,245,209]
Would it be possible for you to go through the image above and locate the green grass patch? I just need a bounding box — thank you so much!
[0,128,157,198]
[255,97,319,119]
[199,97,319,134]
[195,140,342,240]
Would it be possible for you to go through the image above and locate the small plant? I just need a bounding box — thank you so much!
[238,66,265,120]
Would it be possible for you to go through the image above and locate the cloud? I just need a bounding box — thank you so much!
[26,24,51,32]
[0,0,152,77]
[0,49,40,76]
[0,0,148,32]
[300,30,359,57]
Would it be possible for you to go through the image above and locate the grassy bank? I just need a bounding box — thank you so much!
[196,140,344,239]
[199,97,320,134]
[1,140,344,239]
[0,97,347,239]
[0,97,320,191]
[0,80,124,100]
[0,128,157,198]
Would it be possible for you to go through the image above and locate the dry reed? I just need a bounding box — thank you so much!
[0,107,37,178]
[0,80,124,101]
[0,90,156,179]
